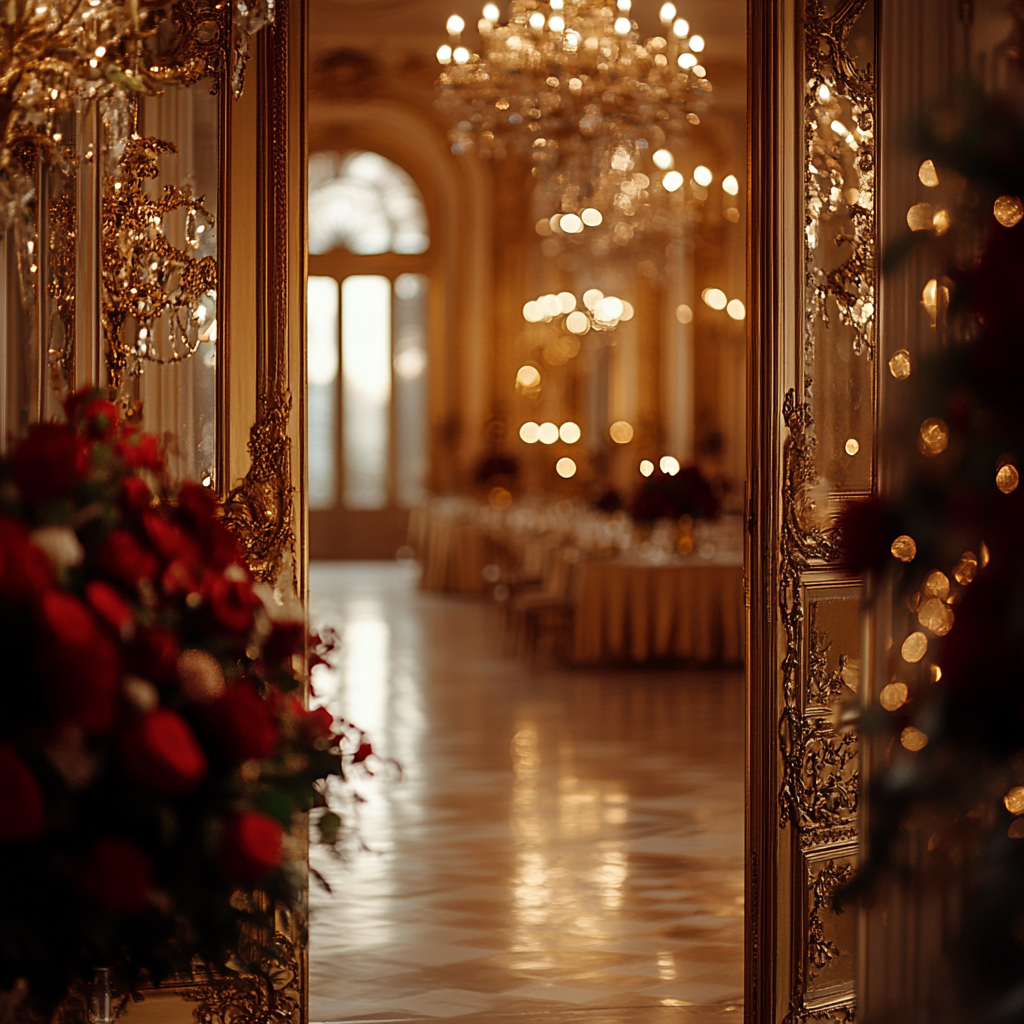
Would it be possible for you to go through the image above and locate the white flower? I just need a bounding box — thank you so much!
[30,525,84,569]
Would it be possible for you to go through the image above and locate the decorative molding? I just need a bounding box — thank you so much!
[803,0,877,362]
[777,390,855,842]
[220,1,296,587]
[184,933,301,1024]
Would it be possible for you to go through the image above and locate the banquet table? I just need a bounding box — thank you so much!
[571,555,744,665]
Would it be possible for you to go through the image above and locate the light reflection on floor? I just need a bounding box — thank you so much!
[308,562,744,1023]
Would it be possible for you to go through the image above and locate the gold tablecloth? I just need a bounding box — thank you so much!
[572,559,744,665]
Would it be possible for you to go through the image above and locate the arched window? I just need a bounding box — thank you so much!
[307,151,430,514]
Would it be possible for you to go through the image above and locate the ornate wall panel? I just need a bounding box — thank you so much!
[0,0,307,1019]
[748,3,878,1021]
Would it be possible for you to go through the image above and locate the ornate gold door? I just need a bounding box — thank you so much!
[747,3,878,1021]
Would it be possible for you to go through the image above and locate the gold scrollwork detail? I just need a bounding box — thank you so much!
[184,933,300,1024]
[222,393,295,586]
[804,0,876,360]
[778,390,858,839]
[808,859,856,981]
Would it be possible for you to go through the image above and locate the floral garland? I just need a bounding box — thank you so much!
[0,389,368,1018]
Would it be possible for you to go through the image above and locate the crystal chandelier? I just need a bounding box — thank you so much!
[436,1,713,252]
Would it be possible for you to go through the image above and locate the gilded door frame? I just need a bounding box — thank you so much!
[747,2,879,1021]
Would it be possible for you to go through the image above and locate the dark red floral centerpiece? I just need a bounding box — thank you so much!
[630,465,720,524]
[0,389,365,1018]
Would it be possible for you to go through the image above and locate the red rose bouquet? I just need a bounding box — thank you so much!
[0,389,366,1017]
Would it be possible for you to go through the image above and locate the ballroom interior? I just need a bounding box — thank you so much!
[3,1,1024,1023]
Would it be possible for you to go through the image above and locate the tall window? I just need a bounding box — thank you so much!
[307,151,429,511]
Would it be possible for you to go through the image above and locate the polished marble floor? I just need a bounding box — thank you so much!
[308,562,744,1023]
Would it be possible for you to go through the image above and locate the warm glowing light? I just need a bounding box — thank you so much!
[583,288,604,309]
[688,33,704,51]
[516,365,541,388]
[722,174,739,195]
[675,304,693,324]
[703,288,727,310]
[519,421,540,443]
[556,457,577,478]
[609,421,634,444]
[817,83,831,102]
[523,300,543,322]
[953,552,978,585]
[659,2,676,22]
[693,165,712,187]
[559,421,581,443]
[889,349,911,380]
[614,16,631,34]
[653,148,674,170]
[437,44,453,63]
[880,682,908,711]
[922,278,949,325]
[994,195,1024,228]
[933,209,950,235]
[997,463,1020,494]
[595,296,624,322]
[529,11,545,29]
[918,417,949,457]
[891,535,917,562]
[901,726,928,752]
[662,170,684,192]
[581,207,602,226]
[726,299,746,321]
[672,17,688,37]
[1005,788,1024,816]
[565,311,590,334]
[918,159,939,187]
[620,301,634,321]
[901,632,928,663]
[845,438,860,456]
[538,422,559,444]
[639,459,654,477]
[678,53,697,69]
[453,46,470,63]
[557,291,577,313]
[560,213,583,233]
[483,3,500,20]
[446,13,465,34]
[659,455,681,475]
[907,202,934,232]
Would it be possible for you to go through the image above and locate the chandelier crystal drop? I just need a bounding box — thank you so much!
[436,0,711,162]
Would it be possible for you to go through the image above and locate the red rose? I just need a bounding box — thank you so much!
[0,744,45,842]
[120,709,207,794]
[177,480,218,521]
[353,742,373,764]
[120,476,153,516]
[116,431,164,471]
[130,626,179,683]
[204,683,279,761]
[288,698,335,746]
[82,399,119,440]
[85,580,135,639]
[143,511,200,568]
[218,811,283,884]
[10,422,90,504]
[36,592,119,734]
[204,574,260,634]
[96,528,160,589]
[264,620,305,665]
[0,517,53,599]
[80,837,151,912]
